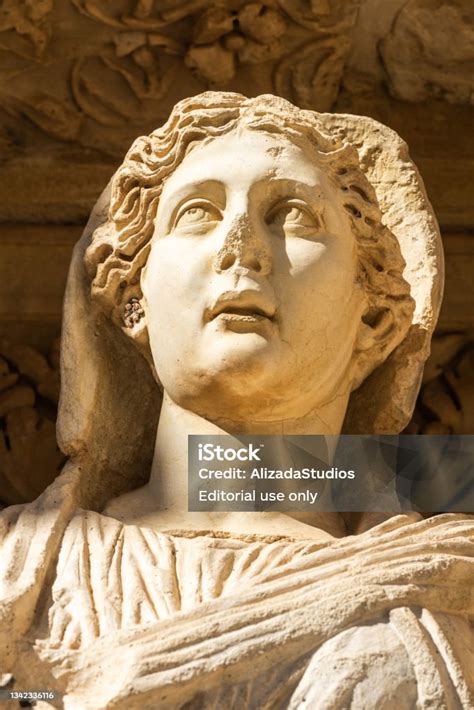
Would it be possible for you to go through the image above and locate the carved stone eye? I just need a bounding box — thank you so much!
[266,203,318,232]
[175,203,221,228]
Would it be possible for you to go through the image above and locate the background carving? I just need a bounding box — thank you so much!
[0,338,64,505]
[0,0,361,159]
[0,0,473,504]
[380,0,474,105]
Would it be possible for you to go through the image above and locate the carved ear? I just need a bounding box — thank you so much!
[120,294,147,342]
[123,296,145,328]
[116,285,160,382]
[352,305,401,388]
[356,307,396,352]
[116,282,149,350]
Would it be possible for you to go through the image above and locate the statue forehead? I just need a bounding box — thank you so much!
[159,128,330,200]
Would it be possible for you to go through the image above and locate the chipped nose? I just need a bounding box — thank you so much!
[213,215,271,275]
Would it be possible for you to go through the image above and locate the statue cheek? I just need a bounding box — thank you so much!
[152,235,215,290]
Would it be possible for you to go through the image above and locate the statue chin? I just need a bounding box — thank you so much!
[0,92,471,710]
[156,338,283,408]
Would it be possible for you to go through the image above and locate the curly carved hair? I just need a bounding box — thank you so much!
[85,92,415,386]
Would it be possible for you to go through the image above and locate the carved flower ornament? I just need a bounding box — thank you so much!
[185,3,288,84]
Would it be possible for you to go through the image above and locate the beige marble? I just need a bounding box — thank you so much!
[0,93,472,709]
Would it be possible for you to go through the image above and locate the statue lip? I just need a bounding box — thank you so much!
[206,290,276,322]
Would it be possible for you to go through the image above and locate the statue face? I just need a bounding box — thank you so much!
[142,129,366,421]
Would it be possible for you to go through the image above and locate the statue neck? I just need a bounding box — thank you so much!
[148,389,350,512]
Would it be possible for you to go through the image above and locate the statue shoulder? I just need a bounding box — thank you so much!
[0,470,82,663]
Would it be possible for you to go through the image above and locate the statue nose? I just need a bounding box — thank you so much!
[213,215,271,275]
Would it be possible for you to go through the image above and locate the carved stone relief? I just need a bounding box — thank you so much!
[0,0,54,56]
[0,338,64,507]
[0,0,361,158]
[0,0,473,230]
[380,0,474,105]
[407,333,474,435]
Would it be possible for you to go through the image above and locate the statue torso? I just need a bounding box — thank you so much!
[9,508,468,709]
[46,509,327,648]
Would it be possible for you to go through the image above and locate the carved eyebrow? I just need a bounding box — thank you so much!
[162,180,226,207]
[251,177,326,205]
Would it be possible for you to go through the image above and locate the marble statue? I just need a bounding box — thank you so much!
[0,93,472,709]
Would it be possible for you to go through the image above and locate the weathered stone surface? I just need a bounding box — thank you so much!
[335,93,474,230]
[439,233,474,329]
[380,0,474,105]
[0,225,79,349]
[0,338,64,505]
[0,159,116,223]
[407,333,474,435]
[0,226,78,314]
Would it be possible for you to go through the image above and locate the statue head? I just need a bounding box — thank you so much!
[58,93,443,507]
[84,93,413,424]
